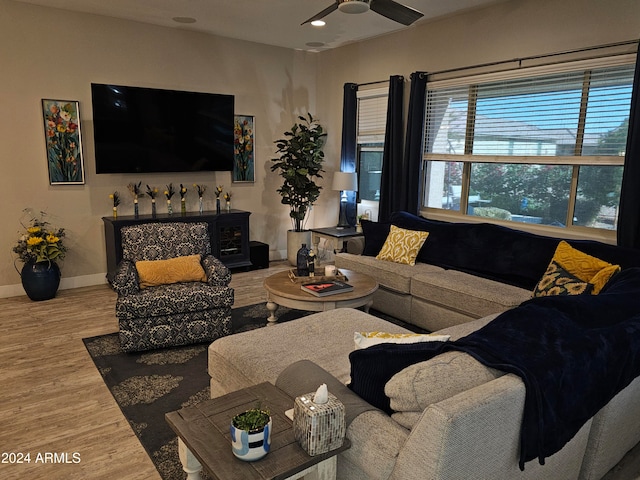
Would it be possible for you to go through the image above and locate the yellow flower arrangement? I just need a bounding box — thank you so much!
[215,185,223,198]
[13,211,66,264]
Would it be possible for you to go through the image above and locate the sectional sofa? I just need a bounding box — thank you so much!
[207,212,640,479]
[335,211,640,331]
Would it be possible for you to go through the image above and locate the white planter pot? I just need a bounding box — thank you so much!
[287,230,312,266]
[230,417,272,462]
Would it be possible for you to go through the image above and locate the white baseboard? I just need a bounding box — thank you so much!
[0,273,108,299]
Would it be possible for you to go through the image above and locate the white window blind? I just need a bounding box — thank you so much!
[357,86,388,144]
[425,60,635,162]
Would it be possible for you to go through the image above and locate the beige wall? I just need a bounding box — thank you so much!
[1,0,639,296]
[0,0,321,296]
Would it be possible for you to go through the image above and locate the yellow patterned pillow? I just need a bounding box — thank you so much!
[354,331,450,349]
[534,241,620,295]
[375,225,429,266]
[136,254,206,289]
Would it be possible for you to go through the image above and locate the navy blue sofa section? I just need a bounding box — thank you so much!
[362,211,640,291]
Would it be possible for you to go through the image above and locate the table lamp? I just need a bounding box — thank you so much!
[332,171,358,229]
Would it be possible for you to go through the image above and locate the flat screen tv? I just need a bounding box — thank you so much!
[91,83,234,173]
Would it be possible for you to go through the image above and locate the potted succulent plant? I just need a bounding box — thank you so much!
[272,113,326,265]
[230,407,272,461]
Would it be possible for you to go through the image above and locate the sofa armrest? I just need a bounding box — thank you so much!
[346,237,365,255]
[202,255,232,286]
[112,260,140,296]
[276,359,379,426]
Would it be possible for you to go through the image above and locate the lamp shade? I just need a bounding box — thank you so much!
[332,171,358,192]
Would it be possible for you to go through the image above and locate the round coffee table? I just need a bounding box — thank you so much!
[263,268,378,323]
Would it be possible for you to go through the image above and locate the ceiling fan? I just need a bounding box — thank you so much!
[302,0,424,26]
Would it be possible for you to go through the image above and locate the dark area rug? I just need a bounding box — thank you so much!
[82,303,315,480]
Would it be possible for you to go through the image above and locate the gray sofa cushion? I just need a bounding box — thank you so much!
[386,351,504,429]
[336,252,444,294]
[208,308,413,397]
[411,270,532,318]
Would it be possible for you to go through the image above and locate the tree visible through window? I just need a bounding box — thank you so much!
[423,60,634,232]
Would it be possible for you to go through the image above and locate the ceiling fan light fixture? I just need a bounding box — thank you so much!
[338,0,371,15]
[311,19,326,27]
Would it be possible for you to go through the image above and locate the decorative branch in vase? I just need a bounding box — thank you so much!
[127,181,142,217]
[224,191,232,212]
[179,184,188,215]
[194,184,207,214]
[109,191,121,218]
[164,183,175,215]
[215,185,223,213]
[146,185,158,216]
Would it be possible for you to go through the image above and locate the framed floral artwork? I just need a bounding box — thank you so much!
[42,99,85,185]
[233,114,255,183]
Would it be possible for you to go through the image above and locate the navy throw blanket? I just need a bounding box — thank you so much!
[348,268,640,470]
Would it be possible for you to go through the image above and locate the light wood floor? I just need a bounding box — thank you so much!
[2,260,639,480]
[0,261,289,480]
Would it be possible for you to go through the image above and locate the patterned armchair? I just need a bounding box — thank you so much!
[111,222,234,352]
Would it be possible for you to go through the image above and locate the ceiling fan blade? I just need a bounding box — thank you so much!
[301,2,339,25]
[370,0,424,25]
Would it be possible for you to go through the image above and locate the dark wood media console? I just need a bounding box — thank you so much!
[102,210,252,283]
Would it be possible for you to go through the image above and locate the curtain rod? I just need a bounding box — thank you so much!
[426,39,639,79]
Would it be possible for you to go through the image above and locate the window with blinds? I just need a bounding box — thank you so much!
[422,56,636,232]
[356,86,388,219]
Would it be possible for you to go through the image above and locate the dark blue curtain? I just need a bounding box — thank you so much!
[403,72,428,216]
[618,43,640,249]
[340,83,358,226]
[378,75,405,222]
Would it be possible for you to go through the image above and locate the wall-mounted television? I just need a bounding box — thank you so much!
[91,83,234,174]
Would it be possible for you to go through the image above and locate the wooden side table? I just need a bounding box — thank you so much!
[165,382,350,480]
[310,226,363,261]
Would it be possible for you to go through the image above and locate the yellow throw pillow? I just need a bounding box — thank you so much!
[533,241,620,296]
[354,331,450,349]
[532,261,594,297]
[136,254,207,289]
[375,225,429,266]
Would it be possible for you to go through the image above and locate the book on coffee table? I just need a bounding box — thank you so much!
[301,280,354,297]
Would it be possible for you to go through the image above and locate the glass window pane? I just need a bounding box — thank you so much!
[573,165,623,230]
[357,148,383,201]
[423,160,464,211]
[469,163,572,226]
[584,65,634,156]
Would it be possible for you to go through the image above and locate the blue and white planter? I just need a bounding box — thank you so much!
[230,415,272,461]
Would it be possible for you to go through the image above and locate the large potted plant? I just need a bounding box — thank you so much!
[13,209,66,301]
[272,114,326,265]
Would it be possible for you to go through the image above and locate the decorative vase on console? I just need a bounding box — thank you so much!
[164,183,175,215]
[224,191,232,213]
[146,185,158,217]
[128,181,142,219]
[109,192,120,219]
[179,184,187,215]
[215,185,223,214]
[194,184,207,214]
